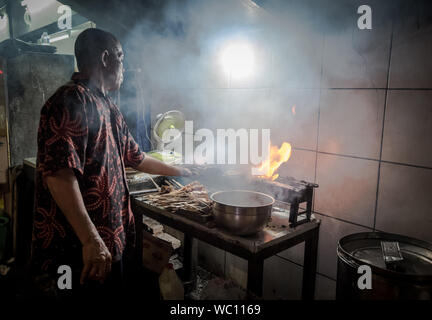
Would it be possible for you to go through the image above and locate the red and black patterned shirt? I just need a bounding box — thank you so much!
[31,72,144,272]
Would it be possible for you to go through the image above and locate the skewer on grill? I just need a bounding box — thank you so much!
[170,178,183,189]
[168,180,212,208]
[139,180,212,213]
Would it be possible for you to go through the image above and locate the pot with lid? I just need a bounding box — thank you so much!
[337,232,432,300]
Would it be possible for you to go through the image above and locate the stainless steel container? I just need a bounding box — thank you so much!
[337,232,432,300]
[210,190,274,236]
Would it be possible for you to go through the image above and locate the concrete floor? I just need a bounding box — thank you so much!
[187,266,247,300]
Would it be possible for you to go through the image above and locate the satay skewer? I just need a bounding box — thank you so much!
[170,178,184,189]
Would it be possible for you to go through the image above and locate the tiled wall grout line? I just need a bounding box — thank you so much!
[313,31,326,213]
[313,211,375,231]
[293,147,432,170]
[326,88,432,90]
[386,88,432,90]
[274,254,338,282]
[380,159,432,171]
[308,30,326,292]
[311,150,380,162]
[373,24,394,231]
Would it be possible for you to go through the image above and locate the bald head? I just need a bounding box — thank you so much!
[74,28,120,72]
[74,28,125,92]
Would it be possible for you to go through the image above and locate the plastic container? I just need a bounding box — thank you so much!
[159,263,184,300]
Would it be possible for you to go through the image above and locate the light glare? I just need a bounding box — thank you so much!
[220,42,255,80]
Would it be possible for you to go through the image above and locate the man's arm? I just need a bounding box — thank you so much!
[134,155,190,176]
[45,168,112,284]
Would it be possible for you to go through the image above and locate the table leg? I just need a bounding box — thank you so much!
[182,234,197,292]
[302,228,319,300]
[247,257,264,298]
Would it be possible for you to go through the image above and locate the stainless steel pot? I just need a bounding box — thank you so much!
[210,190,275,236]
[337,232,432,300]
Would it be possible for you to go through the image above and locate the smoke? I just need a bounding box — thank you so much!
[118,0,432,175]
[119,0,327,158]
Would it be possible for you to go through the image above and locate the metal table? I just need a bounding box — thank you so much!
[132,197,320,300]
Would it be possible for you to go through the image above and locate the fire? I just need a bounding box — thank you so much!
[257,142,292,181]
[292,105,296,116]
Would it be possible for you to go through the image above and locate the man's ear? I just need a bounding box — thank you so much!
[101,50,109,68]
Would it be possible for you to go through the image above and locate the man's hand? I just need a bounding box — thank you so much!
[177,167,192,177]
[45,169,113,285]
[80,234,112,285]
[135,156,194,177]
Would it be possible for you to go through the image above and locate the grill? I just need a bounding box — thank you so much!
[128,165,318,228]
[253,176,318,227]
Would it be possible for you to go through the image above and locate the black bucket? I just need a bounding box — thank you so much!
[336,232,432,300]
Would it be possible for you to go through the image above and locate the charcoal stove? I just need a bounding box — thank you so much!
[253,176,318,227]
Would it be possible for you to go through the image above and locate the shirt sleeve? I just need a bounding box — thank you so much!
[124,128,145,168]
[38,87,88,179]
[111,100,145,168]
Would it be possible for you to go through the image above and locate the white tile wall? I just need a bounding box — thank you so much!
[315,274,336,300]
[277,242,305,267]
[225,252,248,289]
[197,241,226,276]
[390,21,432,88]
[315,214,372,279]
[278,149,316,183]
[271,27,324,89]
[269,89,320,150]
[321,15,391,88]
[318,89,385,159]
[382,91,432,168]
[376,163,432,242]
[263,256,303,300]
[315,153,379,227]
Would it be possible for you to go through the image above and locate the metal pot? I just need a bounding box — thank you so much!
[337,232,432,300]
[210,190,274,236]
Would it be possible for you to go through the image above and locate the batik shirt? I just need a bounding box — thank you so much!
[31,72,144,272]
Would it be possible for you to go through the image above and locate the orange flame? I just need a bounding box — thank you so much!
[292,105,296,116]
[257,142,292,181]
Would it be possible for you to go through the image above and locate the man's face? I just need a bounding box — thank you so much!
[104,43,124,91]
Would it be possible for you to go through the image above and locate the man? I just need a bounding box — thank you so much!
[30,28,189,299]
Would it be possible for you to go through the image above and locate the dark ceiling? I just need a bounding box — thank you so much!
[59,0,185,40]
[58,0,432,41]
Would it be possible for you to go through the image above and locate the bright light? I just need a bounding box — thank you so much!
[220,41,255,80]
[49,33,69,43]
